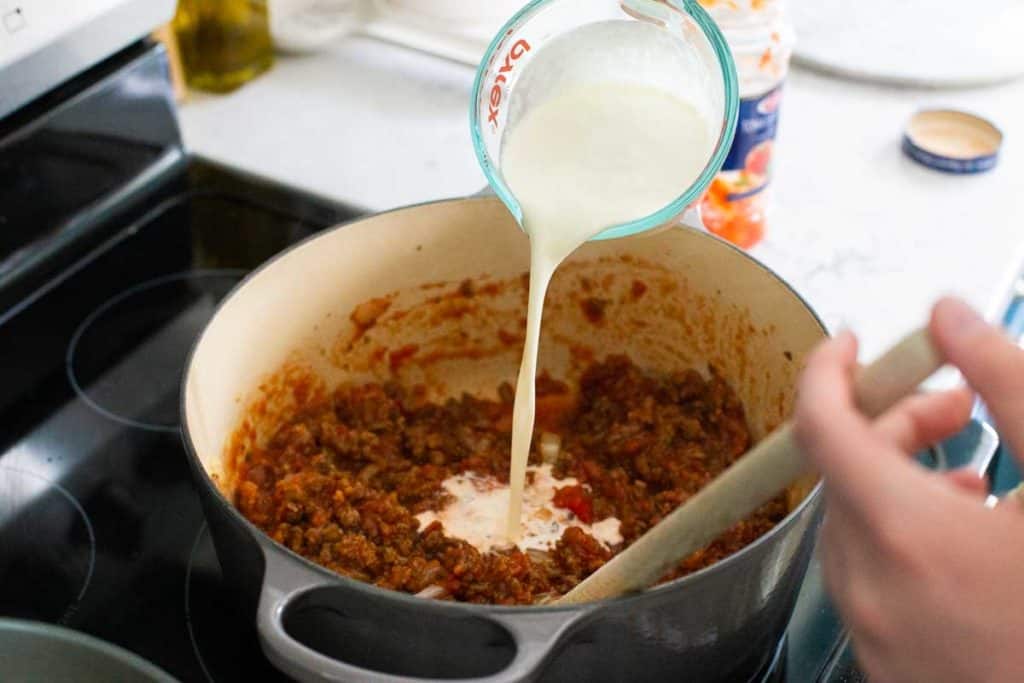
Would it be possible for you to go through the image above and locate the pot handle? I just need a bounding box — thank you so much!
[256,548,594,683]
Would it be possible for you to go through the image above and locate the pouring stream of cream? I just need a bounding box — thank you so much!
[500,81,714,541]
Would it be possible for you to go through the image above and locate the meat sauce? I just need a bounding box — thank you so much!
[233,356,788,604]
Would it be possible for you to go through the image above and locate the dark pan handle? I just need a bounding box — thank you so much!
[256,546,595,682]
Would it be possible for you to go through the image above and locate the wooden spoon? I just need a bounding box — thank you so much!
[557,328,942,605]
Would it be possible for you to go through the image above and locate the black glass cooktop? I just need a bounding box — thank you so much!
[0,156,361,682]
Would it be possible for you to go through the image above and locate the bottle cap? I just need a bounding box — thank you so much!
[902,109,1003,174]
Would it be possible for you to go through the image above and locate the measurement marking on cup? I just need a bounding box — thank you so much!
[488,39,532,128]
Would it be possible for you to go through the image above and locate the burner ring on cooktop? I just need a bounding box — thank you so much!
[0,466,96,625]
[185,524,217,683]
[66,270,245,433]
[186,522,283,682]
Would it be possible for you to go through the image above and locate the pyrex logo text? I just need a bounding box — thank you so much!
[488,39,531,129]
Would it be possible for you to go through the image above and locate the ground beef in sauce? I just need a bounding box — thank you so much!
[233,356,788,605]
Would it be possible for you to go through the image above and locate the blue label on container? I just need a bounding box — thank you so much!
[718,85,784,200]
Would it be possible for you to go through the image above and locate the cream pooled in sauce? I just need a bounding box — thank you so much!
[416,465,622,553]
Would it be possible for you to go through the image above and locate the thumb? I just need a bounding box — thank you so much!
[930,297,1024,466]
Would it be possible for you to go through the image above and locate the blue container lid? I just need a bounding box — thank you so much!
[902,109,1003,174]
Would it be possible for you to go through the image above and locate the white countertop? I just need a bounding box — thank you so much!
[180,35,1024,376]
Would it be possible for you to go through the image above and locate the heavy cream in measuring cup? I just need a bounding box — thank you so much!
[499,22,716,542]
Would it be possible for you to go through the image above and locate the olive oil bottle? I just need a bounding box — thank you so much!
[173,0,274,93]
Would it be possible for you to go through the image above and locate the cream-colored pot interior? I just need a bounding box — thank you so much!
[183,198,825,508]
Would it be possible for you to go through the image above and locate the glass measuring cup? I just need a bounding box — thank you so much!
[470,0,739,241]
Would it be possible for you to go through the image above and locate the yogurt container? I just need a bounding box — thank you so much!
[699,0,794,249]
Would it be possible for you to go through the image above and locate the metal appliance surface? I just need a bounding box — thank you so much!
[0,36,1017,683]
[0,0,175,119]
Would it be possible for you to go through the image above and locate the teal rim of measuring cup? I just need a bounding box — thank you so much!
[469,0,740,241]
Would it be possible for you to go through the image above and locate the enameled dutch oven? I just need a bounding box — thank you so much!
[181,197,826,682]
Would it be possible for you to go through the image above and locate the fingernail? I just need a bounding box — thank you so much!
[941,297,986,335]
[833,329,855,349]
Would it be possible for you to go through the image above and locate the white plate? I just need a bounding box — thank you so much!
[790,0,1024,88]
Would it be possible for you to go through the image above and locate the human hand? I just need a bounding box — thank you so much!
[794,297,1024,683]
